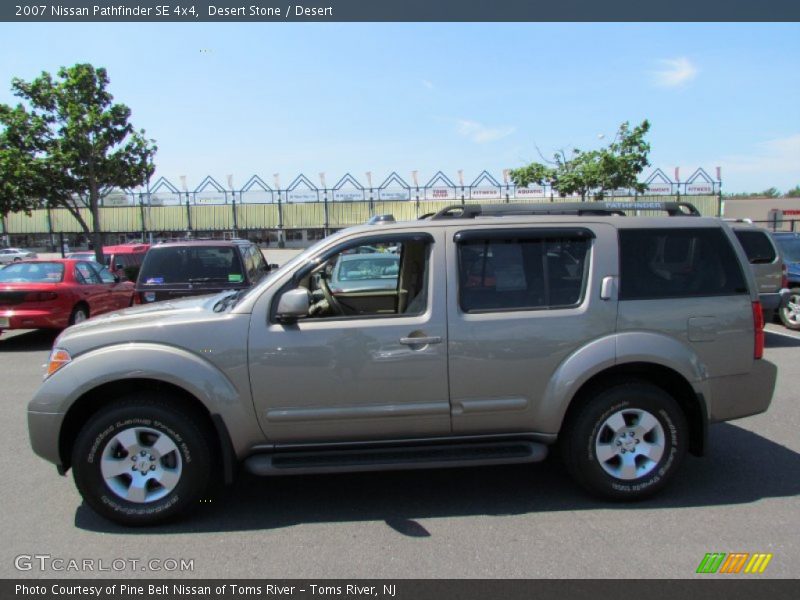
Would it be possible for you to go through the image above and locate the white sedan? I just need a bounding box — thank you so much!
[0,247,38,264]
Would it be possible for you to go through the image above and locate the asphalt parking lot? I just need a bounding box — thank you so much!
[0,323,798,579]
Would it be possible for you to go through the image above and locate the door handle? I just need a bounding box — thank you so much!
[400,336,442,345]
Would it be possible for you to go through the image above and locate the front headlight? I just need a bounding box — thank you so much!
[44,348,72,379]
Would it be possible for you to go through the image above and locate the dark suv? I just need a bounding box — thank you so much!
[771,232,800,330]
[134,239,271,304]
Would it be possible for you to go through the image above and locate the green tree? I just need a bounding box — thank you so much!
[761,187,781,198]
[0,64,156,261]
[785,185,800,198]
[511,120,651,200]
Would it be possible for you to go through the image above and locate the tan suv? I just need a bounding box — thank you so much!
[28,202,777,526]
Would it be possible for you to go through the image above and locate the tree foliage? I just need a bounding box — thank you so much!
[510,120,651,200]
[0,64,156,260]
[786,185,800,198]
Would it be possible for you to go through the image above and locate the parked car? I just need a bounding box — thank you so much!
[0,247,38,264]
[0,259,134,335]
[66,243,150,281]
[133,239,271,304]
[771,232,800,330]
[728,221,787,321]
[28,202,776,526]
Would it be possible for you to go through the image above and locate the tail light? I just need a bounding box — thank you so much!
[25,292,58,302]
[752,301,764,359]
[132,293,142,305]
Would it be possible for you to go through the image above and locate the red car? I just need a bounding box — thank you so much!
[0,259,134,335]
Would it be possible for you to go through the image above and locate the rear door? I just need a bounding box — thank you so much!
[616,226,753,378]
[74,261,108,314]
[91,263,132,309]
[445,223,618,435]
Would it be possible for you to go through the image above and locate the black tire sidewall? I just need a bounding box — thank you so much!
[566,383,687,500]
[72,399,211,526]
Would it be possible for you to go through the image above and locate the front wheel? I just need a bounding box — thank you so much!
[72,394,213,526]
[779,288,800,331]
[561,382,688,501]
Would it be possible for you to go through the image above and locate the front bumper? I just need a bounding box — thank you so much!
[27,410,66,468]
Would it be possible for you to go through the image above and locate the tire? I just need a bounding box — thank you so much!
[69,305,89,326]
[561,381,688,501]
[71,394,213,526]
[779,288,800,331]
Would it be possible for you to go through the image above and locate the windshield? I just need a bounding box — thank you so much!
[774,236,800,262]
[139,246,244,284]
[0,262,64,283]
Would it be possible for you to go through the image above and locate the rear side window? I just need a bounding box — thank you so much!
[457,230,591,312]
[734,230,777,264]
[619,228,748,300]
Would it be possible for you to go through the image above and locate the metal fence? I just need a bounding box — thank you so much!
[1,168,723,242]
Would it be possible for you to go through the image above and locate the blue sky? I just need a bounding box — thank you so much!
[1,22,798,193]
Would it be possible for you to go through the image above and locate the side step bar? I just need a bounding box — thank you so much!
[244,440,548,476]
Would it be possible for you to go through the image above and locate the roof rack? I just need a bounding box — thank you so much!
[426,201,701,220]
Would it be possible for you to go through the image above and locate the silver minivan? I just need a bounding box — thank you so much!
[28,202,777,526]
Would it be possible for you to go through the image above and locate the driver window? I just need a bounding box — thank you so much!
[289,238,430,319]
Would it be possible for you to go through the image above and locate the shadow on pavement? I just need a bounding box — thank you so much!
[765,330,800,348]
[75,422,800,536]
[0,329,58,352]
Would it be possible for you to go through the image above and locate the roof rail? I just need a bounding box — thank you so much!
[427,201,701,220]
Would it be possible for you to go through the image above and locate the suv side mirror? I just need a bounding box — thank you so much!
[276,288,311,322]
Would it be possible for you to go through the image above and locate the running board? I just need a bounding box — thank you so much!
[244,441,548,476]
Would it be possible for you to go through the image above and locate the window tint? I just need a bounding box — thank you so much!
[139,246,244,284]
[0,262,64,283]
[90,263,116,284]
[619,228,748,300]
[241,246,256,280]
[458,233,590,312]
[773,235,800,262]
[734,230,777,264]
[75,262,101,284]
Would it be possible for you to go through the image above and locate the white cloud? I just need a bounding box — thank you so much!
[421,79,434,89]
[719,133,800,176]
[455,119,515,143]
[651,57,698,88]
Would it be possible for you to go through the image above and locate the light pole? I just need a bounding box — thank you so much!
[228,174,238,237]
[180,175,192,237]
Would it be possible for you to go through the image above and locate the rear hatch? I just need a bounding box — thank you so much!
[135,244,247,303]
[733,228,782,294]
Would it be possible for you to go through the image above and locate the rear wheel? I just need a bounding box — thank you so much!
[69,305,88,325]
[779,288,800,331]
[561,382,688,500]
[72,394,213,526]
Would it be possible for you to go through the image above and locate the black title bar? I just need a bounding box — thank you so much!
[3,0,800,22]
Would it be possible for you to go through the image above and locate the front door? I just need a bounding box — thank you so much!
[248,230,450,443]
